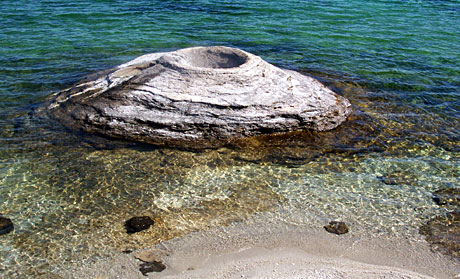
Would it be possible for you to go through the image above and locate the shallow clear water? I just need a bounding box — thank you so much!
[1,0,459,277]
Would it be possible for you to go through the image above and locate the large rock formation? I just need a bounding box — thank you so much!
[47,46,352,148]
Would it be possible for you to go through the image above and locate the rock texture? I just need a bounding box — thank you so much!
[134,251,163,263]
[139,261,166,275]
[46,46,352,148]
[0,216,14,235]
[324,221,349,235]
[125,216,154,234]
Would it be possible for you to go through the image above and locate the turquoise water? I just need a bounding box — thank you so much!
[1,0,459,277]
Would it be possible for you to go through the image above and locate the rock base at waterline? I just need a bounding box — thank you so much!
[46,46,352,148]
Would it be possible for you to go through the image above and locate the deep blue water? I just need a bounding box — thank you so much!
[0,0,459,277]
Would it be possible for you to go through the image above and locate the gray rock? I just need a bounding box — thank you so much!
[46,46,352,148]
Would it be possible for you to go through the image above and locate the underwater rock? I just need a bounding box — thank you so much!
[419,211,460,259]
[46,46,352,148]
[324,221,349,235]
[139,261,166,275]
[432,188,460,207]
[377,171,418,186]
[0,216,14,235]
[125,216,154,234]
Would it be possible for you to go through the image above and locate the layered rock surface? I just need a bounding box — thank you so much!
[47,46,352,147]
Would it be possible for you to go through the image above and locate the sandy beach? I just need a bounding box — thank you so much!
[61,214,460,279]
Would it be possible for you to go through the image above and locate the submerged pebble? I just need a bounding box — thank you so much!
[324,221,349,235]
[125,216,154,234]
[139,261,166,275]
[0,217,14,235]
[377,172,418,186]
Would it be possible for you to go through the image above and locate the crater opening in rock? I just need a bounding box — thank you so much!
[46,46,353,149]
[183,47,248,69]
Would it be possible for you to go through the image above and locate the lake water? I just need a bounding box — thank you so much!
[1,0,459,277]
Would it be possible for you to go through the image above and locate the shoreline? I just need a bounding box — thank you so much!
[60,214,459,279]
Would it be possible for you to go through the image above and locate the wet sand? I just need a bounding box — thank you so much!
[60,215,460,279]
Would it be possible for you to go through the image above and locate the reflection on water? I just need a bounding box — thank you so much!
[0,76,458,277]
